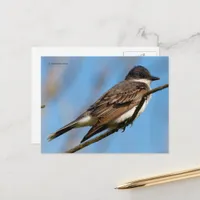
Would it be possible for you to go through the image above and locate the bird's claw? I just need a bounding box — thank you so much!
[122,126,126,132]
[130,121,134,127]
[121,119,130,132]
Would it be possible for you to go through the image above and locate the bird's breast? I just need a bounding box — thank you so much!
[114,95,151,124]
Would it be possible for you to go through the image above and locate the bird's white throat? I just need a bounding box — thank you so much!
[133,79,151,87]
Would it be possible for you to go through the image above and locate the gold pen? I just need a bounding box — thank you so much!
[116,167,200,189]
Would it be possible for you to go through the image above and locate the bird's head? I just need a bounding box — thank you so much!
[125,66,160,84]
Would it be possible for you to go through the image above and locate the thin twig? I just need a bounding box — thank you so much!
[65,84,169,153]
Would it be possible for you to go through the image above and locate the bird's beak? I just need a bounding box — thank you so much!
[151,76,160,81]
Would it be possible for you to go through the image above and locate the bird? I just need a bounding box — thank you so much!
[47,65,160,143]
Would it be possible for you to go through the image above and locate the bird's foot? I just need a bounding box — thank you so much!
[121,119,130,132]
[130,121,134,127]
[122,126,126,132]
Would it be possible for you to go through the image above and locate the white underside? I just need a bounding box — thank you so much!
[114,79,151,124]
[77,116,96,127]
[114,97,150,123]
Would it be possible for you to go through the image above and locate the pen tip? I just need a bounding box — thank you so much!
[115,185,127,189]
[115,183,146,190]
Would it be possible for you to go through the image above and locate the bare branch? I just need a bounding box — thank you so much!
[65,84,169,153]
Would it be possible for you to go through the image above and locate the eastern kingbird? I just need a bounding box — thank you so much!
[48,66,160,143]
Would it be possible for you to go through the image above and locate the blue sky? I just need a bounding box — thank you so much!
[41,56,169,153]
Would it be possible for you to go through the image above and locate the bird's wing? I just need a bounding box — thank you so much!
[90,80,148,121]
[80,81,148,142]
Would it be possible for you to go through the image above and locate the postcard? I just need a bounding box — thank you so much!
[41,56,168,153]
[38,55,168,153]
[32,47,162,152]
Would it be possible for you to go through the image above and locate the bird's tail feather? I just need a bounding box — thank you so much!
[47,121,77,142]
[80,125,107,143]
